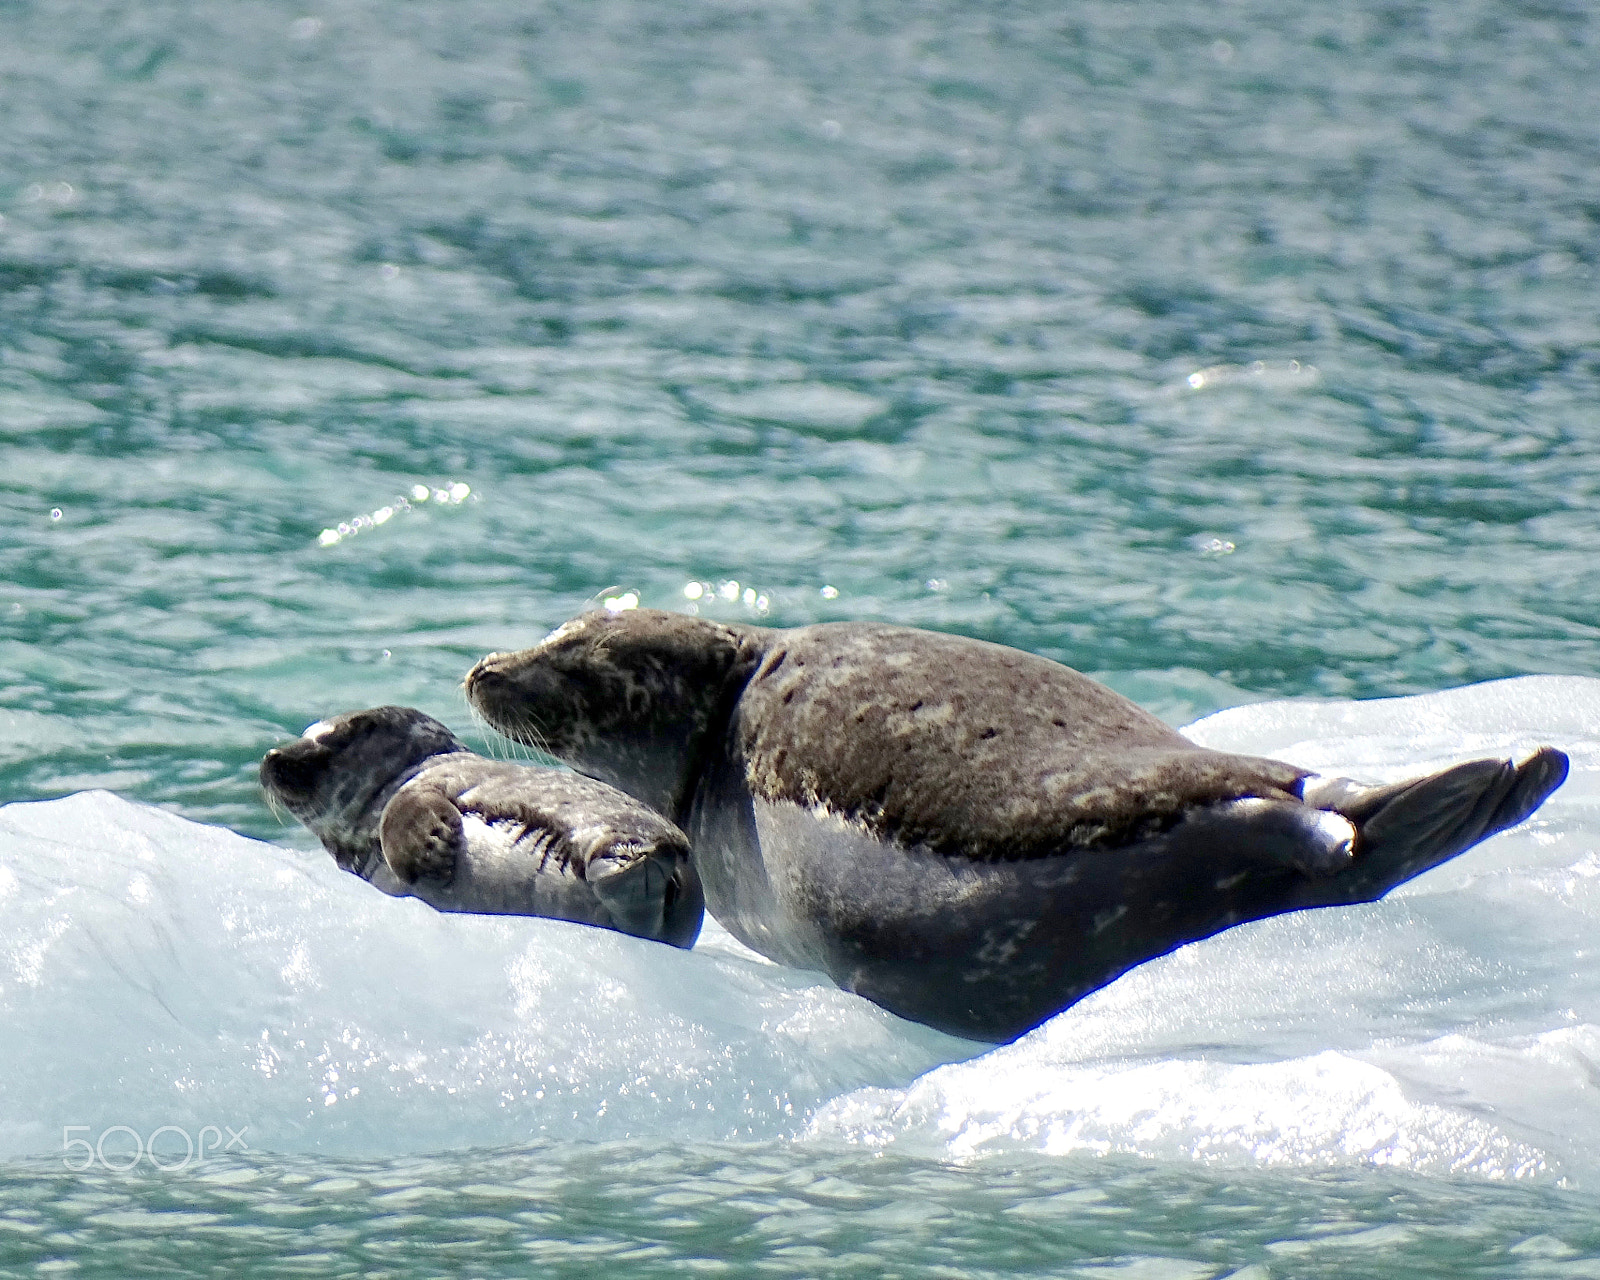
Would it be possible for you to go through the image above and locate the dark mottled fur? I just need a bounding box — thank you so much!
[466,611,1568,1039]
[736,624,1308,857]
[468,613,1307,846]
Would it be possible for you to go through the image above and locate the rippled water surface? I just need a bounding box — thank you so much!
[2,0,1599,1273]
[5,1144,1600,1279]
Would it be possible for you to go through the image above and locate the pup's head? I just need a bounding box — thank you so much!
[260,706,466,871]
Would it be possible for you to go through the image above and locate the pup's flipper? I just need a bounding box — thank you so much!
[379,783,464,885]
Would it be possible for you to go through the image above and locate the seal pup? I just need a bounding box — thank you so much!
[464,611,1568,1041]
[259,705,704,948]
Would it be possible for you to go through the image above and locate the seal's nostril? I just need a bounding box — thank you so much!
[259,749,285,788]
[465,660,510,703]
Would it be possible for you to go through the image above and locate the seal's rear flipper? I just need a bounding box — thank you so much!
[1309,746,1569,904]
[589,848,705,949]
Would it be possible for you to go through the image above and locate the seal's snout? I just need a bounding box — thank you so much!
[463,654,492,697]
[259,747,282,791]
[463,651,515,706]
[259,738,329,801]
[259,746,299,793]
[465,650,548,738]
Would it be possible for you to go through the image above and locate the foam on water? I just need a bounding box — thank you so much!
[2,678,1596,1187]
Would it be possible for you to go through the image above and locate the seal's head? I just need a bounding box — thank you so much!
[464,609,758,819]
[260,706,467,873]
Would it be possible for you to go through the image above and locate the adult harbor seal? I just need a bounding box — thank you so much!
[464,611,1568,1041]
[259,705,704,948]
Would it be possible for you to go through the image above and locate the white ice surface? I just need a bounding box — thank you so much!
[2,676,1597,1182]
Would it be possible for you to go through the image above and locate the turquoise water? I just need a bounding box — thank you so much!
[3,0,1599,1273]
[4,1144,1598,1278]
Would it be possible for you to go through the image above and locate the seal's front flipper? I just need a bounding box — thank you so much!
[1309,746,1568,904]
[379,783,464,886]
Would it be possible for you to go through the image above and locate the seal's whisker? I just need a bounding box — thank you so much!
[459,687,504,761]
[262,790,288,826]
[466,697,543,764]
[511,710,557,763]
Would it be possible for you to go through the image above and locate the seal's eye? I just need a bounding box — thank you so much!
[301,720,338,744]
